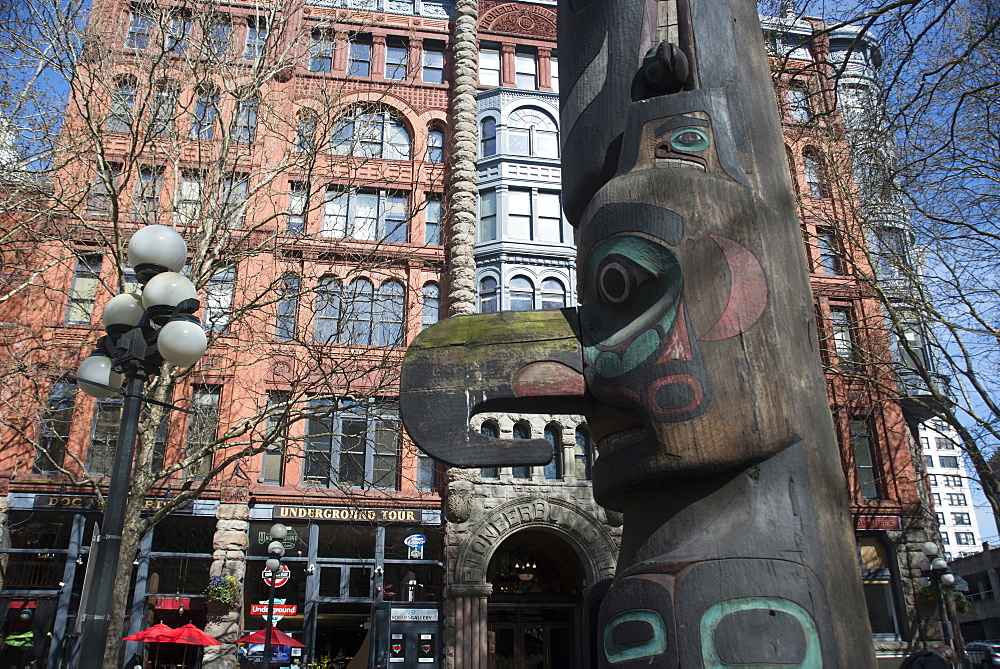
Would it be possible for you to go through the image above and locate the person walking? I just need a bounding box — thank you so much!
[899,645,957,668]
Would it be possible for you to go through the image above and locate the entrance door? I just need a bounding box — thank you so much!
[489,620,572,669]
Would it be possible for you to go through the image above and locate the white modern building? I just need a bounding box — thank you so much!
[921,420,984,559]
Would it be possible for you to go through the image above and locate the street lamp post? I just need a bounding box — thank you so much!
[263,523,288,669]
[920,541,957,646]
[74,225,207,669]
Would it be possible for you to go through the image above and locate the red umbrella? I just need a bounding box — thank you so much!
[233,626,306,648]
[166,623,223,646]
[122,622,176,643]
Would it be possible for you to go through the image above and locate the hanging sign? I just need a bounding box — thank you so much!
[404,533,427,559]
[253,598,296,624]
[262,564,291,587]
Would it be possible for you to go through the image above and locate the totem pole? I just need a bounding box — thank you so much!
[401,0,876,665]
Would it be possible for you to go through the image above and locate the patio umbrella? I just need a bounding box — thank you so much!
[167,623,223,645]
[122,622,176,643]
[165,623,223,667]
[233,626,306,648]
[123,622,175,667]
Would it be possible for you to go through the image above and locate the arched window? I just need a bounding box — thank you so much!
[480,117,497,157]
[479,276,499,314]
[544,423,562,480]
[507,108,558,158]
[575,426,591,480]
[332,107,411,159]
[314,276,342,343]
[512,422,531,478]
[427,126,445,163]
[376,280,405,346]
[540,278,566,310]
[509,276,534,311]
[107,77,137,132]
[480,420,500,479]
[276,273,299,340]
[342,278,375,345]
[295,109,319,153]
[802,148,829,198]
[785,146,799,195]
[422,283,440,329]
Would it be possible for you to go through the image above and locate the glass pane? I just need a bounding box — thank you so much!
[349,566,373,598]
[508,128,530,156]
[353,192,379,240]
[320,565,344,598]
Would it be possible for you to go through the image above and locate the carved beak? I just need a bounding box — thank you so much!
[400,308,586,468]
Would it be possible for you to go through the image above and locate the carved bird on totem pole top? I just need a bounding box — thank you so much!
[400,0,876,665]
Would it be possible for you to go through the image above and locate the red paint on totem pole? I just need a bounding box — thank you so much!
[647,373,705,417]
[654,305,696,365]
[512,361,586,397]
[700,234,768,341]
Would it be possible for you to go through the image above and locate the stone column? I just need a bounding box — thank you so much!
[445,584,492,669]
[203,485,250,669]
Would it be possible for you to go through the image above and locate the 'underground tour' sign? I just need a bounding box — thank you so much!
[272,506,421,522]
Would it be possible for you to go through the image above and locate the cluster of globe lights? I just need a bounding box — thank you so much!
[76,225,208,398]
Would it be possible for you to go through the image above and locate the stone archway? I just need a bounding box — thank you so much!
[445,497,617,668]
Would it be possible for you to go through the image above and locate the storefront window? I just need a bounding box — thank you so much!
[858,536,902,640]
[317,523,376,558]
[249,522,309,557]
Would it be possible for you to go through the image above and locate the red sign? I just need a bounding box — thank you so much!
[854,515,902,531]
[262,564,291,587]
[250,603,298,616]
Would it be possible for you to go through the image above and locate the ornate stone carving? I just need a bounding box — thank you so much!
[480,2,556,38]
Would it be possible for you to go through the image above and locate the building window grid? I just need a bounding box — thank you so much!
[125,5,153,49]
[348,36,372,77]
[88,397,122,475]
[107,79,136,132]
[815,227,842,275]
[235,97,259,143]
[191,90,218,139]
[787,86,811,122]
[276,273,299,340]
[244,16,268,61]
[332,110,411,160]
[304,398,401,490]
[850,417,882,500]
[947,493,967,506]
[511,422,531,479]
[480,118,497,158]
[421,283,440,330]
[203,268,236,333]
[422,42,445,83]
[322,188,408,243]
[956,532,976,546]
[424,197,442,245]
[479,276,498,314]
[175,170,204,225]
[830,306,856,368]
[310,30,335,73]
[952,512,972,526]
[88,163,121,216]
[36,382,76,473]
[287,182,307,232]
[575,426,591,480]
[66,255,103,324]
[151,85,178,136]
[936,436,955,450]
[939,455,960,469]
[931,492,941,506]
[543,424,561,480]
[426,128,445,163]
[261,391,289,485]
[385,38,409,80]
[313,277,405,347]
[187,386,221,479]
[165,12,192,53]
[479,421,499,479]
[514,49,537,90]
[205,21,231,59]
[479,45,500,87]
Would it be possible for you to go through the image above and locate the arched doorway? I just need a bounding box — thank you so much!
[485,530,585,669]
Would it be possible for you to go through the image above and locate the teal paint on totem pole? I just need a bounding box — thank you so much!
[602,609,668,663]
[699,597,821,668]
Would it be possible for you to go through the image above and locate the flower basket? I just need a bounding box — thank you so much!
[205,574,241,608]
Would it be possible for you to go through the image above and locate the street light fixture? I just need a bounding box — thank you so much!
[921,541,955,645]
[75,225,207,669]
[263,523,288,669]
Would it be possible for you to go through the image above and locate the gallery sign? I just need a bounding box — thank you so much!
[390,608,439,622]
[34,495,192,513]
